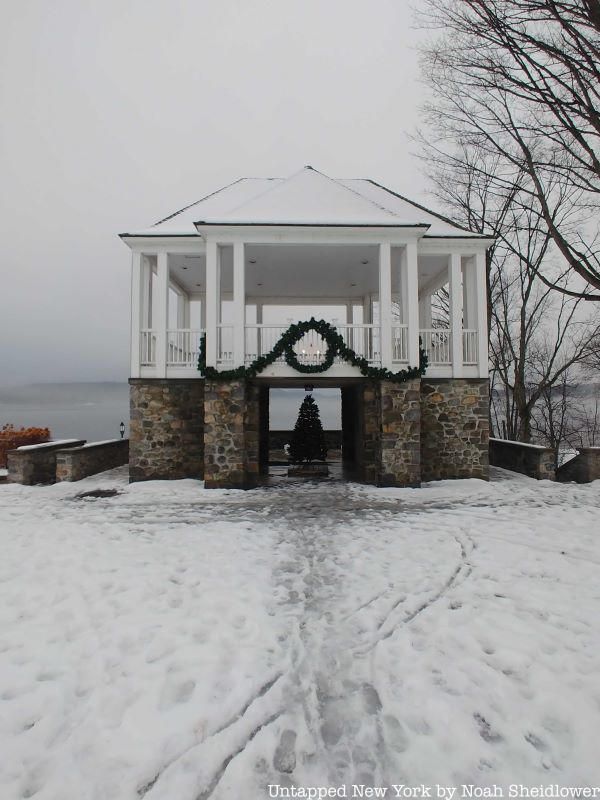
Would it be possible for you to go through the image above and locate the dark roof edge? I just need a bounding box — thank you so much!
[364,179,491,238]
[119,233,201,239]
[193,222,431,228]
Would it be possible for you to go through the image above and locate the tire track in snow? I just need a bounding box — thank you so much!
[356,532,474,655]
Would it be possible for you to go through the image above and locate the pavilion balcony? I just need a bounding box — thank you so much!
[130,240,488,380]
[137,323,479,377]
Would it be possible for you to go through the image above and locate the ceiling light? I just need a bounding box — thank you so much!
[249,258,257,264]
[361,259,369,265]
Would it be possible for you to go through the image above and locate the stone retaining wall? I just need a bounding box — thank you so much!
[421,378,489,481]
[7,440,86,485]
[129,379,204,482]
[56,439,129,482]
[556,447,600,484]
[489,437,555,480]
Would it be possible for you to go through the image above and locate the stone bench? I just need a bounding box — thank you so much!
[55,439,129,482]
[7,440,86,485]
[489,437,555,480]
[556,447,600,484]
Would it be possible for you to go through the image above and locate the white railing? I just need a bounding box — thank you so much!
[391,324,409,363]
[140,330,156,366]
[244,325,287,363]
[243,323,382,367]
[335,324,380,365]
[217,325,234,365]
[420,328,452,364]
[463,329,478,365]
[167,329,204,367]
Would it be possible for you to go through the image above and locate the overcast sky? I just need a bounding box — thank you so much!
[0,0,432,386]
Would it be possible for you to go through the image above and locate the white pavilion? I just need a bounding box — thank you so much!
[120,167,492,488]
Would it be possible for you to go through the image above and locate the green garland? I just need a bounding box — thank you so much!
[198,318,428,382]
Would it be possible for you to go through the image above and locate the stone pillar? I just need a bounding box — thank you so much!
[360,382,381,484]
[420,378,489,481]
[258,385,270,476]
[129,379,204,481]
[379,379,421,487]
[203,379,260,489]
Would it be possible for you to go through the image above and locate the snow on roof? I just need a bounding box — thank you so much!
[121,167,487,238]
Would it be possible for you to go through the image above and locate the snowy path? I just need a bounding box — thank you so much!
[1,470,599,798]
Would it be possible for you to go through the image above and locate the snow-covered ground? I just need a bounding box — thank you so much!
[1,469,599,799]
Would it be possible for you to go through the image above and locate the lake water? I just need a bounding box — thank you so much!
[0,383,130,442]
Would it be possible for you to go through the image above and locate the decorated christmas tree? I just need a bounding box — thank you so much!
[289,394,328,464]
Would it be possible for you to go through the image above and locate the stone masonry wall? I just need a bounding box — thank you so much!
[490,438,555,480]
[129,380,204,482]
[56,439,129,482]
[421,378,489,481]
[203,379,260,489]
[379,379,421,487]
[557,447,600,483]
[7,440,86,485]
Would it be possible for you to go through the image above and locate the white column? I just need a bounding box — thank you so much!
[419,293,432,329]
[379,242,393,370]
[141,255,152,329]
[233,240,245,367]
[401,241,420,366]
[130,251,142,377]
[155,251,169,377]
[449,252,464,377]
[205,240,219,367]
[475,250,489,377]
[462,259,477,329]
[362,294,371,324]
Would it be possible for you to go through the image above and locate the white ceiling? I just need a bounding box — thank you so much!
[168,245,449,298]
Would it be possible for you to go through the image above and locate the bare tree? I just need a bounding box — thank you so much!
[418,0,600,298]
[414,127,600,442]
[531,372,574,468]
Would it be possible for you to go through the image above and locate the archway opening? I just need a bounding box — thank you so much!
[259,384,365,481]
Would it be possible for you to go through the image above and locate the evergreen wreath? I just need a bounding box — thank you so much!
[198,318,428,382]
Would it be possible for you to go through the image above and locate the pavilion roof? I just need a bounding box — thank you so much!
[121,166,487,238]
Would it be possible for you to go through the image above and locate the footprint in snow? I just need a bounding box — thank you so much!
[273,729,297,773]
[159,678,196,708]
[474,712,502,743]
